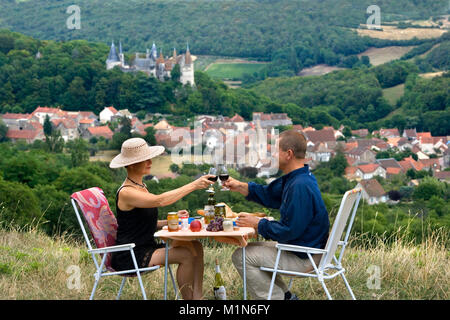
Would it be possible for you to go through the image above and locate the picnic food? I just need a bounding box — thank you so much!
[197,209,205,216]
[189,219,202,232]
[167,212,179,232]
[206,217,224,232]
[216,202,238,218]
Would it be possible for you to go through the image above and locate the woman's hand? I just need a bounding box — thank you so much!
[191,175,215,190]
[177,209,189,218]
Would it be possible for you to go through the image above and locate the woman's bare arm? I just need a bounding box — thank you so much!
[120,175,214,209]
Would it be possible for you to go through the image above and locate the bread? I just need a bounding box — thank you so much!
[217,202,238,218]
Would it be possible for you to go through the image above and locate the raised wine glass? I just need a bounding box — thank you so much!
[206,167,218,193]
[219,165,229,191]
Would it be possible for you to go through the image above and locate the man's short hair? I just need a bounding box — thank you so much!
[279,130,307,159]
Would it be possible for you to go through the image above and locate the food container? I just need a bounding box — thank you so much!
[180,212,189,231]
[215,204,226,218]
[167,212,179,232]
[223,218,233,232]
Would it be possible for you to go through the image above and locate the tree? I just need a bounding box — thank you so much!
[66,138,90,167]
[45,130,64,153]
[0,119,8,142]
[171,64,181,82]
[412,177,445,201]
[43,114,53,136]
[144,126,156,145]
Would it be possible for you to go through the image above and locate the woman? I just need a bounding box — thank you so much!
[109,137,213,300]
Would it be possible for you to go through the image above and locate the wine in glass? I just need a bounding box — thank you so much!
[206,167,217,193]
[219,165,229,191]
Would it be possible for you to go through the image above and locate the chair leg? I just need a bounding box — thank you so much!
[116,277,126,300]
[267,249,282,300]
[340,273,356,300]
[287,278,293,291]
[320,279,332,300]
[168,265,178,299]
[90,278,100,300]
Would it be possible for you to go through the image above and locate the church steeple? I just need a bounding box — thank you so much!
[185,42,192,65]
[107,40,119,62]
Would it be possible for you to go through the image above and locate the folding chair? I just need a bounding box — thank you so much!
[70,187,178,300]
[261,188,362,300]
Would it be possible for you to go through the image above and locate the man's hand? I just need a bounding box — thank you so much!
[236,213,261,230]
[223,177,249,196]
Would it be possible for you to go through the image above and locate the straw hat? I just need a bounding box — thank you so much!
[109,138,165,168]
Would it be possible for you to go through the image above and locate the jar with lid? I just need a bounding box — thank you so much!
[215,204,226,219]
[167,212,179,232]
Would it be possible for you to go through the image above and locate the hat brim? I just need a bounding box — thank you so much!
[109,145,165,168]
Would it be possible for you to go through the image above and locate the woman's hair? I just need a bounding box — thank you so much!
[279,130,307,159]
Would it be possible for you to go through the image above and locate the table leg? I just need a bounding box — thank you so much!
[164,240,169,300]
[242,246,247,300]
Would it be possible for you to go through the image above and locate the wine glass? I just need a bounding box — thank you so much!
[219,165,229,191]
[206,167,217,193]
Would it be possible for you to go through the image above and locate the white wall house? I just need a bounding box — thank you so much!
[100,106,118,124]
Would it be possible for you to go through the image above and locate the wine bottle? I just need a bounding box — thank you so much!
[214,258,227,300]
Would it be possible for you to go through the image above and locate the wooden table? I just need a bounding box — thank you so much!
[154,226,256,300]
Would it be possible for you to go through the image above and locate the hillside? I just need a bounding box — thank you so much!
[0,0,448,79]
[0,227,448,300]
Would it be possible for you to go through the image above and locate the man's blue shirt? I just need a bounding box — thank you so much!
[246,165,330,259]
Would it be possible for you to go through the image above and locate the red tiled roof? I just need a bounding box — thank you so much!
[386,167,402,175]
[417,132,431,139]
[87,126,113,139]
[6,129,41,140]
[380,128,400,137]
[1,113,31,119]
[303,128,336,144]
[357,163,381,173]
[79,118,95,124]
[230,114,245,122]
[107,106,118,114]
[359,179,385,197]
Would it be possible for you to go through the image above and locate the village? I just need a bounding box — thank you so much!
[1,105,449,205]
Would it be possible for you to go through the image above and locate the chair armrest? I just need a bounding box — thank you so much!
[88,243,135,254]
[276,243,327,255]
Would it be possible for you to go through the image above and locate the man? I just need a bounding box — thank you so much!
[224,130,330,300]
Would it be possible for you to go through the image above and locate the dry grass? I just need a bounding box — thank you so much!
[357,46,416,66]
[0,226,448,300]
[354,26,446,40]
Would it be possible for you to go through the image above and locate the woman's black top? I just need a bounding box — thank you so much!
[111,185,164,271]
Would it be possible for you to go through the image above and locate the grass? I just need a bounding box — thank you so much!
[0,224,448,300]
[357,46,416,66]
[382,84,405,106]
[205,63,266,80]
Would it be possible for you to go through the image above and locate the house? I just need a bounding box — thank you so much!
[303,127,336,145]
[355,163,386,180]
[83,126,113,140]
[434,171,450,182]
[30,106,67,125]
[376,158,402,172]
[153,119,173,134]
[99,106,119,123]
[398,156,424,172]
[418,158,441,171]
[345,147,376,165]
[403,128,417,141]
[307,142,333,162]
[386,167,403,178]
[229,113,247,131]
[6,128,45,143]
[355,179,387,205]
[379,128,400,139]
[351,129,369,138]
[1,113,32,130]
[252,112,292,128]
[52,119,79,142]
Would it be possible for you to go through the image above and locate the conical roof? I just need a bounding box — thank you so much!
[107,41,119,62]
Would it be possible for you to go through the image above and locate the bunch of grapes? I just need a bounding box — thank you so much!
[206,217,224,232]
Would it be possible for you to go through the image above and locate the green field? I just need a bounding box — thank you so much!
[382,83,405,106]
[205,63,266,80]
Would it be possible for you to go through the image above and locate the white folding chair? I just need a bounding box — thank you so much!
[261,188,362,300]
[70,187,178,300]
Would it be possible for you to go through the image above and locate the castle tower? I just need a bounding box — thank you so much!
[119,41,125,65]
[180,43,195,86]
[151,42,157,60]
[106,41,121,70]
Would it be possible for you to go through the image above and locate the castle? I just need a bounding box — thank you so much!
[106,41,195,86]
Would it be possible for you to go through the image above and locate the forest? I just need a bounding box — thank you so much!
[0,0,448,77]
